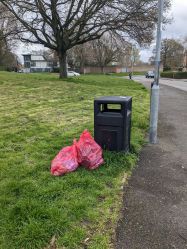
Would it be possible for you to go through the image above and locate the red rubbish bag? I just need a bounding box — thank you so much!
[75,130,104,170]
[51,143,79,176]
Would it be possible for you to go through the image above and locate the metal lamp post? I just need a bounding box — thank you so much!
[149,0,164,144]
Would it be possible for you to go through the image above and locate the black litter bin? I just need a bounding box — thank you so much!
[94,96,132,152]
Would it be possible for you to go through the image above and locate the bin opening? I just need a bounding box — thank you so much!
[100,104,122,113]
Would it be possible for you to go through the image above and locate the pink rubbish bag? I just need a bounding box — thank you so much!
[51,143,79,176]
[75,130,104,170]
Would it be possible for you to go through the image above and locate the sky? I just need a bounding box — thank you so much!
[16,0,187,63]
[140,0,187,62]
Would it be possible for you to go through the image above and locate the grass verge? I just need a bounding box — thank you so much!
[109,72,146,77]
[0,72,149,249]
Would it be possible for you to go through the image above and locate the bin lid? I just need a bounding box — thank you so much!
[94,96,132,103]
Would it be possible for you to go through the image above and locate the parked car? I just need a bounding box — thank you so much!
[145,71,154,78]
[68,71,80,77]
[18,69,24,73]
[18,68,30,73]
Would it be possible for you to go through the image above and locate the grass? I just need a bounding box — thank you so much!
[109,71,146,76]
[0,72,149,249]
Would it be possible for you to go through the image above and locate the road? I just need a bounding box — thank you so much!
[115,78,187,248]
[132,75,187,92]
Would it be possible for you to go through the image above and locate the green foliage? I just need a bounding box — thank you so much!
[163,66,171,72]
[160,71,187,79]
[52,67,60,73]
[0,66,6,71]
[0,72,149,249]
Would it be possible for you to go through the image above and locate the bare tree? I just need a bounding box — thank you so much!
[161,39,184,71]
[0,3,19,70]
[68,36,132,73]
[0,32,18,71]
[0,3,18,46]
[90,34,126,73]
[68,43,94,71]
[182,37,187,71]
[2,0,170,78]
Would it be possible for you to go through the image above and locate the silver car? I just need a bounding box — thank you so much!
[145,71,154,78]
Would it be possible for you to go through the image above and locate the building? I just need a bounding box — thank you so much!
[23,54,58,73]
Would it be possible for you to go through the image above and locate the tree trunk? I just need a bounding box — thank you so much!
[101,66,105,74]
[59,51,68,78]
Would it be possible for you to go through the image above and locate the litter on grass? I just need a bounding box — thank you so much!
[51,142,79,176]
[51,130,104,176]
[75,130,104,170]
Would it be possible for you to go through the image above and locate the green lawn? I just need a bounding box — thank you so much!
[109,72,146,77]
[0,72,149,249]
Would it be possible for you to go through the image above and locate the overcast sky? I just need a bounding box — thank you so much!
[140,0,187,62]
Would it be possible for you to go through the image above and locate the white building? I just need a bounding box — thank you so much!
[23,54,58,73]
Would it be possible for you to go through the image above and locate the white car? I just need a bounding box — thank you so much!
[18,69,24,73]
[67,71,80,77]
[18,68,30,73]
[145,71,154,78]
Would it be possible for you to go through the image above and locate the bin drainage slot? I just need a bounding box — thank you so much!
[100,104,122,112]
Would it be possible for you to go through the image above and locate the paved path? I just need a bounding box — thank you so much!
[133,75,187,92]
[115,81,187,249]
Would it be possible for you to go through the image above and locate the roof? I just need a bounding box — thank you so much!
[31,55,45,61]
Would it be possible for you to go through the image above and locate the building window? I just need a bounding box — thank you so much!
[31,61,36,67]
[24,55,31,61]
[47,61,53,67]
[24,62,30,68]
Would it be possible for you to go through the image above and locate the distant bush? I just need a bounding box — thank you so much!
[178,67,183,72]
[163,66,171,71]
[0,66,17,72]
[52,68,60,73]
[0,66,6,71]
[160,71,187,79]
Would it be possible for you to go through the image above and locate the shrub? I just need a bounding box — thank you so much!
[163,66,171,71]
[0,66,6,71]
[52,67,60,73]
[160,71,187,79]
[178,67,183,72]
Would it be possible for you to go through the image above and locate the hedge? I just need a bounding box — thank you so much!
[160,71,187,79]
[0,66,6,71]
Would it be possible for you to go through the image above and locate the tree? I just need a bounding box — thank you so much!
[68,43,94,71]
[0,3,18,46]
[161,39,184,71]
[2,0,170,78]
[90,34,125,73]
[0,4,19,70]
[0,35,18,70]
[68,36,135,73]
[182,37,187,71]
[131,45,140,65]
